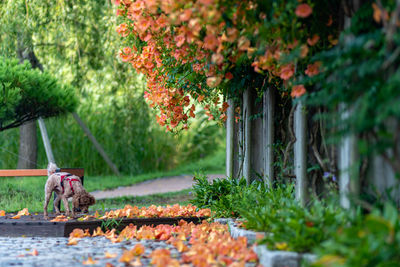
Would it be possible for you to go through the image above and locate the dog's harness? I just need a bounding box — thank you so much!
[58,173,80,194]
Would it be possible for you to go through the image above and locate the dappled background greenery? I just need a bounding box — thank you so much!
[0,0,225,175]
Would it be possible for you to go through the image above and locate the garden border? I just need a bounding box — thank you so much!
[215,218,317,267]
[0,215,207,237]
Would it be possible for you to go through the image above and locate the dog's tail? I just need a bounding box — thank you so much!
[47,162,58,176]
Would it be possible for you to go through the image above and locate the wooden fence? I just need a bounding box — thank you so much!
[225,87,400,207]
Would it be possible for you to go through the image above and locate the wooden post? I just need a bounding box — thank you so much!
[339,122,359,208]
[294,100,307,206]
[339,14,360,209]
[263,88,274,185]
[339,105,359,209]
[72,112,121,176]
[243,89,251,183]
[38,117,55,164]
[226,99,235,178]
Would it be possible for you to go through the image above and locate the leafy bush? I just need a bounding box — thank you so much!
[190,175,249,218]
[191,177,348,252]
[312,203,400,267]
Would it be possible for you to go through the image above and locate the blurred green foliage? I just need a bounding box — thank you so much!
[0,0,225,175]
[305,2,400,164]
[312,203,400,267]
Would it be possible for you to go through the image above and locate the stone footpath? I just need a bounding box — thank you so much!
[0,237,178,267]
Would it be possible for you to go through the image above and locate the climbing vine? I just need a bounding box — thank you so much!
[115,0,340,130]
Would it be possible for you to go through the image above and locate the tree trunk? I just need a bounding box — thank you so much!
[17,121,37,169]
[16,45,43,169]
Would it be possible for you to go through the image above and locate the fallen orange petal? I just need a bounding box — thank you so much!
[29,249,39,256]
[131,243,145,256]
[51,215,69,222]
[70,228,85,238]
[105,251,117,258]
[67,238,79,246]
[82,256,98,265]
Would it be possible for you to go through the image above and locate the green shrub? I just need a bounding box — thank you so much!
[0,57,77,131]
[312,203,400,267]
[190,175,249,217]
[191,177,348,252]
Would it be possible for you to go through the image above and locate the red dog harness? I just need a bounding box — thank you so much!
[59,173,80,194]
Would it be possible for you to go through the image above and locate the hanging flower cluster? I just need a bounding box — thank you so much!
[115,0,339,130]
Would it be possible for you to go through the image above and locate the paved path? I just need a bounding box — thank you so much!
[0,237,178,267]
[90,174,225,200]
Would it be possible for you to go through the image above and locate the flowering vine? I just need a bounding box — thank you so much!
[114,0,340,130]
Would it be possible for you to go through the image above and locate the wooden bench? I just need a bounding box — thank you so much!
[0,168,84,179]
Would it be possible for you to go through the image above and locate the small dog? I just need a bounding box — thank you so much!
[44,163,95,219]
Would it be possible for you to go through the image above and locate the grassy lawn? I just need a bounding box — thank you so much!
[0,151,224,213]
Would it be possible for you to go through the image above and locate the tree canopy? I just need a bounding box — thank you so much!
[0,57,78,131]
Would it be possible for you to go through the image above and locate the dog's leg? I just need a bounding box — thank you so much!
[43,190,52,220]
[61,196,74,218]
[54,194,62,215]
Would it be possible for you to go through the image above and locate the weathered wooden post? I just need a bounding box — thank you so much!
[339,106,359,209]
[243,89,251,183]
[294,100,307,206]
[339,11,360,209]
[226,99,235,178]
[263,88,274,185]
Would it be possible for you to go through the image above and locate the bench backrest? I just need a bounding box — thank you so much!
[0,168,84,178]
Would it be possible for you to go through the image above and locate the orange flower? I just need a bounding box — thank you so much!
[225,72,233,80]
[372,3,389,23]
[156,14,168,28]
[0,210,5,216]
[203,34,219,51]
[130,0,144,12]
[116,23,129,37]
[131,244,145,256]
[82,256,98,265]
[305,61,321,77]
[174,34,185,47]
[295,4,312,18]
[136,18,151,33]
[307,34,320,46]
[326,15,333,26]
[279,64,294,80]
[180,9,192,22]
[300,44,309,58]
[291,85,306,98]
[211,53,224,65]
[206,76,222,88]
[70,228,85,238]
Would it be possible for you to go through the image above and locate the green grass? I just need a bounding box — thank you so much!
[0,151,224,213]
